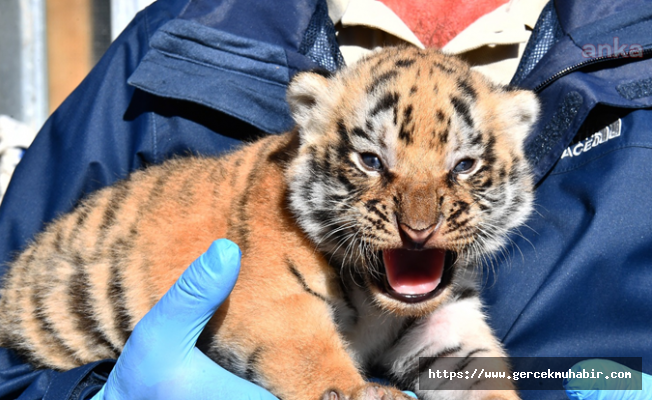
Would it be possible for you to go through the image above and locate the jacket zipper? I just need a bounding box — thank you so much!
[533,48,652,93]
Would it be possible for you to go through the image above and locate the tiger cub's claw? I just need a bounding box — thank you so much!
[321,383,414,400]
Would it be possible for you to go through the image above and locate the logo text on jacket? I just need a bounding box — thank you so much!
[561,119,622,159]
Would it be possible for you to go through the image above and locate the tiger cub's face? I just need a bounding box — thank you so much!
[286,47,539,316]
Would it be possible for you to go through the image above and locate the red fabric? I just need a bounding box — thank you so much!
[378,0,509,48]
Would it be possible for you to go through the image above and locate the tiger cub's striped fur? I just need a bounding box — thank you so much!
[0,47,538,400]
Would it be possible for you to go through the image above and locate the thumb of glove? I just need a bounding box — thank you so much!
[137,238,241,353]
[94,239,246,400]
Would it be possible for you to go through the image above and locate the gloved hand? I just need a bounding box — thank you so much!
[91,239,278,400]
[564,359,651,400]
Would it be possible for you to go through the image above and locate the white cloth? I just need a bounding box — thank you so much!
[0,115,36,202]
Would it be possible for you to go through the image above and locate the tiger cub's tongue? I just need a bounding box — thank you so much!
[382,248,446,295]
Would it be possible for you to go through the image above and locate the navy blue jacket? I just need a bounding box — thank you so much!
[0,0,650,399]
[483,0,652,377]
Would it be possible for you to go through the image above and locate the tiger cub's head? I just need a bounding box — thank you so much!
[286,47,538,316]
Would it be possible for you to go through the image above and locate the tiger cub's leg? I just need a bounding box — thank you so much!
[382,296,519,400]
[207,291,413,400]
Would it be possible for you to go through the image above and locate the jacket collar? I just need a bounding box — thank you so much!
[516,0,652,182]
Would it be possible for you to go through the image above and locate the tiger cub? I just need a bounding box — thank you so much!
[0,47,538,400]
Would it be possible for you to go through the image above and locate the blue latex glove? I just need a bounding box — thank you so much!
[92,239,278,400]
[564,359,651,400]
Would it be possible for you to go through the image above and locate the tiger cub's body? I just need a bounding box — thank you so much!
[0,47,538,400]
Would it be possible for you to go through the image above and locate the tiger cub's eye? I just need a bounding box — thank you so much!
[360,153,384,172]
[453,158,476,174]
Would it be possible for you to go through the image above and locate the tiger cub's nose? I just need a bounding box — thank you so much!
[398,222,437,249]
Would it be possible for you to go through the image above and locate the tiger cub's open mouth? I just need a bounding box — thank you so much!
[376,249,455,303]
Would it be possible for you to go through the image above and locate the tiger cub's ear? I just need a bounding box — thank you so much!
[287,70,332,135]
[496,88,540,145]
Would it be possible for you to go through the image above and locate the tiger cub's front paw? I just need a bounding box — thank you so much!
[321,383,414,400]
